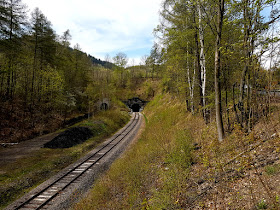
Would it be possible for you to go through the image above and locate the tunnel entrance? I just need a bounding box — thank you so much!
[100,103,108,110]
[131,104,140,112]
[123,97,148,112]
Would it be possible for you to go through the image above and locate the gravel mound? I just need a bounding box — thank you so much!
[44,127,93,148]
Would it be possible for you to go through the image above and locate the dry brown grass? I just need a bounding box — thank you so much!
[186,106,280,209]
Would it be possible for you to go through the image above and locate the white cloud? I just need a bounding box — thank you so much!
[23,0,162,61]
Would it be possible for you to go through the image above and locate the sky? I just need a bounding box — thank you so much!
[22,0,163,65]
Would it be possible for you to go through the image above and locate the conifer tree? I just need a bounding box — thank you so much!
[29,7,56,107]
[0,0,27,100]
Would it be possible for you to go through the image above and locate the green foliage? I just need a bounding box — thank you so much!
[40,65,64,96]
[167,130,193,169]
[113,52,128,68]
[256,199,268,209]
[265,164,280,176]
[146,94,162,108]
[144,81,155,98]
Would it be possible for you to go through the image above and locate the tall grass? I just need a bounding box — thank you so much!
[74,94,205,209]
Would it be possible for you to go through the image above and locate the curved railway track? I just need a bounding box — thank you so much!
[10,112,141,210]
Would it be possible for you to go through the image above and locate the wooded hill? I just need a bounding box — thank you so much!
[0,1,139,143]
[88,54,116,69]
[0,0,280,208]
[1,0,280,144]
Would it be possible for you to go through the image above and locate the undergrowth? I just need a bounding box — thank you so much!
[0,109,130,208]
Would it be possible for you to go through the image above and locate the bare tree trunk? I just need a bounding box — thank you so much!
[215,0,225,142]
[187,49,195,114]
[0,70,4,97]
[224,63,230,131]
[233,83,241,126]
[268,3,276,117]
[239,0,254,129]
[11,63,16,98]
[5,2,13,100]
[198,1,207,122]
[31,33,38,110]
[6,60,11,100]
[38,49,44,103]
[193,6,203,109]
[152,64,155,80]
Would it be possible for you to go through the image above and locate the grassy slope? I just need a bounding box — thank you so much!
[0,109,130,208]
[74,94,280,209]
[74,94,205,209]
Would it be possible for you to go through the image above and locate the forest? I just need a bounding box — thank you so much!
[0,0,279,144]
[1,0,280,209]
[155,0,280,141]
[0,0,154,143]
[73,1,280,208]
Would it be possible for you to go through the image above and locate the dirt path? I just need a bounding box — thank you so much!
[0,132,60,168]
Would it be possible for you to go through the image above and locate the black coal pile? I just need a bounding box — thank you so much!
[63,113,93,127]
[44,127,93,148]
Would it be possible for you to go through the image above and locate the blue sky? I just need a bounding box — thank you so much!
[22,0,163,65]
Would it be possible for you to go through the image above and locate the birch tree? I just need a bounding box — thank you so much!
[186,43,196,114]
[113,52,128,87]
[157,0,201,112]
[197,0,208,121]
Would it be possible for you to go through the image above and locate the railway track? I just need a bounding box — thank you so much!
[10,112,141,210]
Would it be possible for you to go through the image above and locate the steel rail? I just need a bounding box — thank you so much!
[14,112,140,210]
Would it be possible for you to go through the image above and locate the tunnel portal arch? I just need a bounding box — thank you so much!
[131,103,140,112]
[100,103,108,110]
[123,97,148,112]
[96,98,110,111]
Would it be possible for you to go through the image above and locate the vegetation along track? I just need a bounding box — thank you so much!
[8,112,141,210]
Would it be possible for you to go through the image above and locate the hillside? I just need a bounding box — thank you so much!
[75,94,280,209]
[87,54,116,69]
